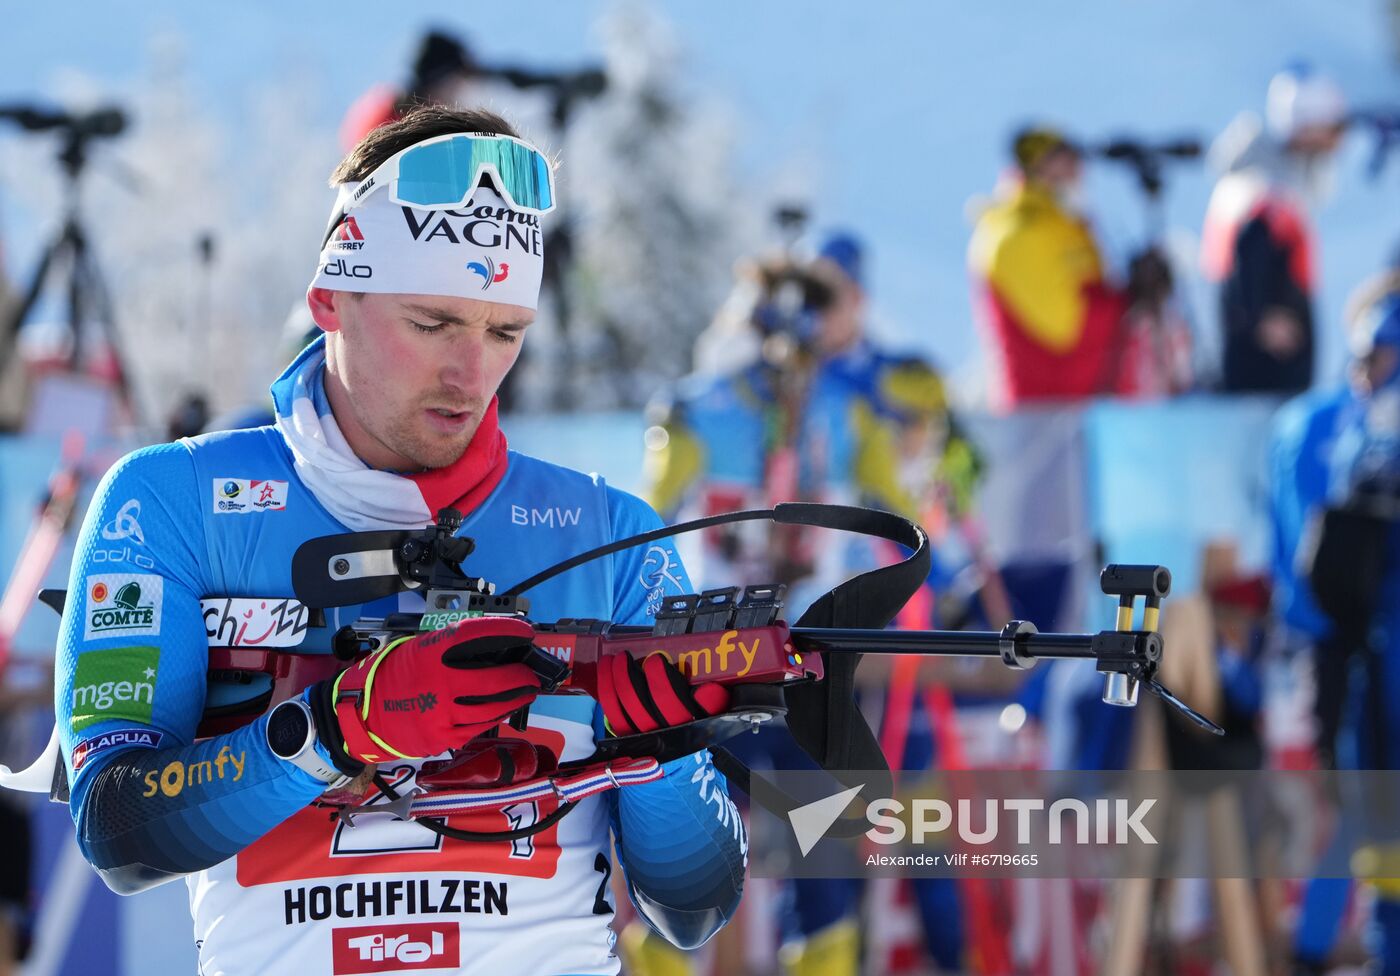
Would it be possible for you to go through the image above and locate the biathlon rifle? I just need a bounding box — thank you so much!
[272,503,1220,842]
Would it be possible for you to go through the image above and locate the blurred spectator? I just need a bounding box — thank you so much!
[1163,547,1269,773]
[642,232,981,976]
[340,30,479,150]
[968,126,1126,409]
[165,392,209,441]
[647,233,977,600]
[1268,375,1353,767]
[1262,269,1400,767]
[1202,65,1347,394]
[1289,275,1400,974]
[1118,244,1196,397]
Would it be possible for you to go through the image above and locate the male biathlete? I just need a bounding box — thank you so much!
[55,106,744,976]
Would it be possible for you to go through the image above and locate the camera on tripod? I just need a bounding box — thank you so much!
[0,105,127,140]
[0,100,137,429]
[1092,137,1202,199]
[1348,108,1400,179]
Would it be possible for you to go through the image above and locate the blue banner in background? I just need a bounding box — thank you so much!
[1083,396,1279,600]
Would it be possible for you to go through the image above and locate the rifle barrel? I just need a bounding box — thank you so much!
[790,627,1100,660]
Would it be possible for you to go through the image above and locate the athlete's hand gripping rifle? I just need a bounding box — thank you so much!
[286,505,1220,842]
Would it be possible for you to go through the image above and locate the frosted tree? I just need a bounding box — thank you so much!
[525,1,757,411]
[1,33,336,431]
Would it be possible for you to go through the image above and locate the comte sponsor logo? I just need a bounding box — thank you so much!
[72,728,163,771]
[84,574,162,640]
[212,478,288,514]
[70,646,159,731]
[332,923,459,974]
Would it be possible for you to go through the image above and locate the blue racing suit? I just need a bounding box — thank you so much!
[56,365,744,975]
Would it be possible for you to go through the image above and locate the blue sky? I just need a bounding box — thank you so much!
[3,1,1398,385]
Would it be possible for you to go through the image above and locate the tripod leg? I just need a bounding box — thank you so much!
[73,225,141,426]
[0,234,68,368]
[68,226,85,369]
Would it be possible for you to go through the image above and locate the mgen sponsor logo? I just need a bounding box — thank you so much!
[70,646,160,731]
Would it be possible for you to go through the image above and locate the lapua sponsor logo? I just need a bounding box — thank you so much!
[332,922,459,974]
[72,728,163,771]
[212,478,288,513]
[84,574,162,640]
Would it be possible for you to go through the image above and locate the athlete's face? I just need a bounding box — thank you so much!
[307,288,531,470]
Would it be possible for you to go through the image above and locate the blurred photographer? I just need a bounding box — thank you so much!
[1289,272,1400,976]
[648,233,972,597]
[1202,64,1347,394]
[642,232,981,975]
[340,30,481,149]
[968,126,1127,409]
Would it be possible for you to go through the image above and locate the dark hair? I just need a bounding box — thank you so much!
[329,105,520,185]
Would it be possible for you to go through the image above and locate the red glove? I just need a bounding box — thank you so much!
[597,651,730,736]
[329,616,543,763]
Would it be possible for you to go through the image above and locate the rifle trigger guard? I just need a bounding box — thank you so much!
[999,620,1038,670]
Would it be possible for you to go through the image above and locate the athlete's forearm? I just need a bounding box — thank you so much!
[73,715,326,894]
[613,751,746,949]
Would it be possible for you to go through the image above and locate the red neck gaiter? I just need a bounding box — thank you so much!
[407,397,510,519]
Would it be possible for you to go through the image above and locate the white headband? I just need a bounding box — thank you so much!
[310,181,545,310]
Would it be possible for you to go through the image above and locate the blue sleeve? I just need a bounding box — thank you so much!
[1269,392,1343,638]
[600,486,747,947]
[1218,650,1264,717]
[58,443,326,894]
[606,484,692,627]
